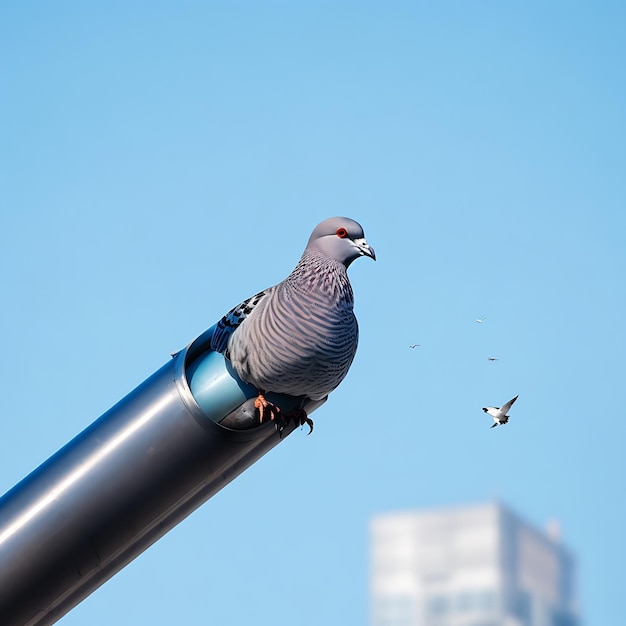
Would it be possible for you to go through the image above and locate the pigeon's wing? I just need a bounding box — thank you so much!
[500,395,519,414]
[210,290,268,356]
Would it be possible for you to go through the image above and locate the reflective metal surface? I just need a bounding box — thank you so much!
[0,329,307,625]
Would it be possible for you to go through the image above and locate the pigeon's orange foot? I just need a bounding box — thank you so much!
[254,393,282,425]
[254,393,314,437]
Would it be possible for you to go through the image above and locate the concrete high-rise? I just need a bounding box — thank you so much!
[370,502,580,626]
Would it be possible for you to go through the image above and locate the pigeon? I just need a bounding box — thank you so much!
[482,395,519,429]
[210,217,376,435]
[475,316,486,324]
[487,357,499,362]
[409,344,421,349]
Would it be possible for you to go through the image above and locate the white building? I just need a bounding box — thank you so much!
[370,502,580,626]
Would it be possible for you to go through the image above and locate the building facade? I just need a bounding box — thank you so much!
[370,502,580,626]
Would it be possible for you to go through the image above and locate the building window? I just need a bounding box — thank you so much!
[456,591,473,612]
[455,589,498,614]
[551,610,579,626]
[426,593,450,616]
[476,589,497,612]
[511,588,531,622]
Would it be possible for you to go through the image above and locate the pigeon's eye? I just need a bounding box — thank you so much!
[336,227,348,239]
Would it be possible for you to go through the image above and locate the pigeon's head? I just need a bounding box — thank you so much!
[306,217,376,268]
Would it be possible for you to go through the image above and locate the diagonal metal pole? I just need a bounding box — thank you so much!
[0,326,322,626]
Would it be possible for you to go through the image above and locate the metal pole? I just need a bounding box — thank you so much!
[0,326,321,625]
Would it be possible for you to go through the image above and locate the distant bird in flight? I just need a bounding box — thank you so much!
[487,357,499,362]
[409,344,421,349]
[210,217,376,435]
[475,316,487,324]
[482,395,519,429]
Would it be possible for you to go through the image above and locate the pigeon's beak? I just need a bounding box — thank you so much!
[355,238,376,261]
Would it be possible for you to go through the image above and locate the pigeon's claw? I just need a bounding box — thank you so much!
[284,407,314,435]
[254,392,282,425]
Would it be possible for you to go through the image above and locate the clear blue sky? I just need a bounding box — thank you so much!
[1,2,625,624]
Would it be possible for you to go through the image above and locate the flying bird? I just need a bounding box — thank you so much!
[210,217,376,435]
[475,316,487,324]
[482,395,519,429]
[409,344,421,349]
[487,357,499,362]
